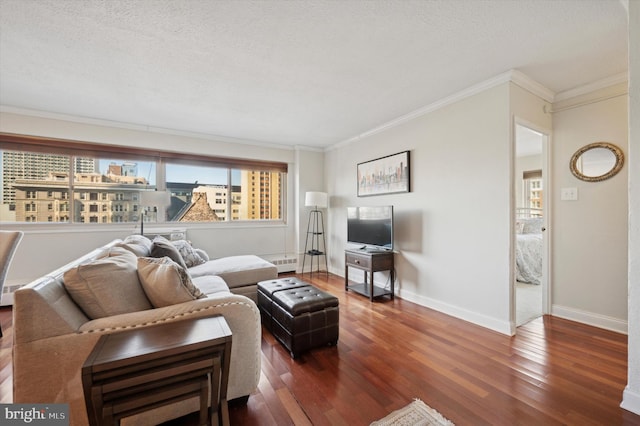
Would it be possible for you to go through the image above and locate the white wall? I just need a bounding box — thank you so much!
[622,0,640,416]
[551,84,629,332]
[295,148,326,271]
[0,111,301,295]
[326,82,514,333]
[325,74,631,339]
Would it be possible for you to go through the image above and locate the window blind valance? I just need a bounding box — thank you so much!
[0,132,288,173]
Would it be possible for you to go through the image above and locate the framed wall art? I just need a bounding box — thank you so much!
[357,150,410,197]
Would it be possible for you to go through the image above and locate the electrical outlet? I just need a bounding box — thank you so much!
[561,187,578,201]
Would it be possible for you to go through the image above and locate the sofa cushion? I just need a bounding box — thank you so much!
[188,255,278,289]
[151,236,188,269]
[137,257,206,308]
[192,275,231,296]
[63,248,152,319]
[171,240,206,268]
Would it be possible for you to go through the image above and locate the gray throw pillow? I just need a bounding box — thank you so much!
[137,257,206,308]
[150,236,188,269]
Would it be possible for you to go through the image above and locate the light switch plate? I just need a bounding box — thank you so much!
[561,187,578,201]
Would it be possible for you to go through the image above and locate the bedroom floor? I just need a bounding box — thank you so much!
[516,281,542,326]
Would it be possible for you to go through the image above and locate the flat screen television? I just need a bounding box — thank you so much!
[347,206,394,252]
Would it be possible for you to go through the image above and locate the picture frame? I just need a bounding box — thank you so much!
[357,151,410,197]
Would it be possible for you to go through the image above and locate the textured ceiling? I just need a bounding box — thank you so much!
[0,0,628,148]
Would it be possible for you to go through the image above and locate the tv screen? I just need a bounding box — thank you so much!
[347,206,393,251]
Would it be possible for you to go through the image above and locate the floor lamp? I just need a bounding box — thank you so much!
[140,190,171,236]
[302,191,328,277]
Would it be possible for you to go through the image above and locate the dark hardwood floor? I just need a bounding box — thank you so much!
[2,273,639,425]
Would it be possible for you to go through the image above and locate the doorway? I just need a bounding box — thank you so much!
[514,123,549,327]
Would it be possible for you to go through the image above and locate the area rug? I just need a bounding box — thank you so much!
[371,399,455,426]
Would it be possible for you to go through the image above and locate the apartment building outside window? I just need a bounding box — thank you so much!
[1,134,287,225]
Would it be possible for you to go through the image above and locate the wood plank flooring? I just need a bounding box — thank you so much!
[2,273,639,425]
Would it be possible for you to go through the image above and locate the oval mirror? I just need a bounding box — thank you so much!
[570,142,624,182]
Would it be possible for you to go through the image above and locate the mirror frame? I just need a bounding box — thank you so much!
[570,142,624,182]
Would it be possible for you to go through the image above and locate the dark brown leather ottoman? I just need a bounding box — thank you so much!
[257,278,339,358]
[258,277,310,330]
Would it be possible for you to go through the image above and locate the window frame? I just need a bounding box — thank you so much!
[1,132,288,227]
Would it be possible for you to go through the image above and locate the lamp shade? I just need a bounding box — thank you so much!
[140,190,171,207]
[305,191,328,208]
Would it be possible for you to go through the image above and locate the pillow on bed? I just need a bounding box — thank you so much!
[137,256,206,308]
[521,217,543,234]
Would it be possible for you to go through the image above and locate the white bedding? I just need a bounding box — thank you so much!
[516,233,542,285]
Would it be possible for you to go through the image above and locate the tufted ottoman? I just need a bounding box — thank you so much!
[258,278,339,358]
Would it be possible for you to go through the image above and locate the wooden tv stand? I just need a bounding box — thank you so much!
[344,249,394,301]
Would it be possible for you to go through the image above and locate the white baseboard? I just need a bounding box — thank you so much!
[551,304,628,334]
[397,288,513,336]
[622,387,640,416]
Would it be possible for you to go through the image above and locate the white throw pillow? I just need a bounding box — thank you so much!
[171,240,206,268]
[137,256,206,308]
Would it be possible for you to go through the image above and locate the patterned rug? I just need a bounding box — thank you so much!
[371,399,455,426]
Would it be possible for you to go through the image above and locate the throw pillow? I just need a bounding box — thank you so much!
[117,234,153,257]
[63,249,152,319]
[194,248,209,262]
[171,240,206,268]
[137,257,206,308]
[150,236,188,269]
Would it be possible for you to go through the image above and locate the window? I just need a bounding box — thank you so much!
[1,134,287,224]
[523,169,543,215]
[165,163,284,222]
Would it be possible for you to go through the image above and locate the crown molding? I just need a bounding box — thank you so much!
[553,72,628,102]
[509,69,555,102]
[0,105,297,151]
[330,69,554,151]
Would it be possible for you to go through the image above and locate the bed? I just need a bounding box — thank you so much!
[516,209,543,285]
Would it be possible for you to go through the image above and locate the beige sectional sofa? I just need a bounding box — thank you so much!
[12,235,277,426]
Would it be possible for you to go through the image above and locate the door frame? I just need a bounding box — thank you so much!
[511,118,552,332]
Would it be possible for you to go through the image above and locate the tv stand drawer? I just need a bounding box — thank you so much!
[345,252,372,268]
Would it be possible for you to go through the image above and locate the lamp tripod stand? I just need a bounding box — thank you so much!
[301,192,328,277]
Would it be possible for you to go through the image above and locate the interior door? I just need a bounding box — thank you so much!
[514,123,549,328]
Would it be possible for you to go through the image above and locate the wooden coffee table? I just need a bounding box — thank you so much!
[82,315,232,426]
